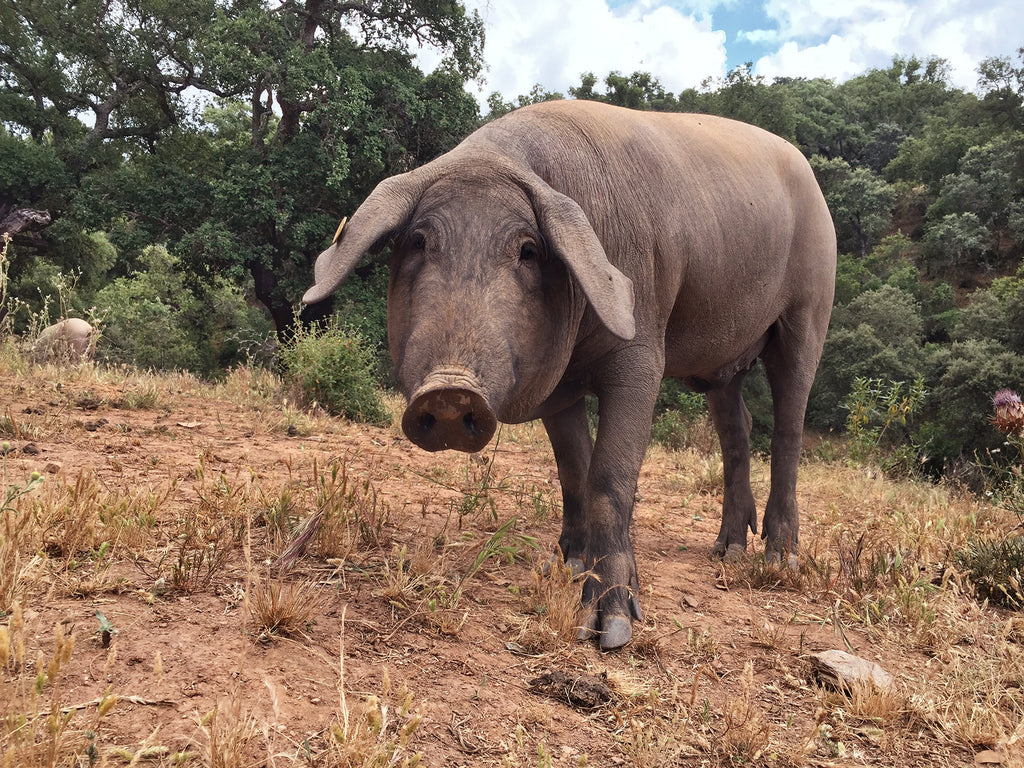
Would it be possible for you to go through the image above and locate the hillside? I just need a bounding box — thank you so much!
[1,361,1021,767]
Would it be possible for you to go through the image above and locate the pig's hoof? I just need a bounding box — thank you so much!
[764,548,799,572]
[540,554,585,578]
[723,543,747,563]
[576,613,633,650]
[711,541,747,562]
[599,615,633,650]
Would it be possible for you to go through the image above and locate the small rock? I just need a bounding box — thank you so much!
[22,442,39,455]
[43,461,62,474]
[811,649,893,692]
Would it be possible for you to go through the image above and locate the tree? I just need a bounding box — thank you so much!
[927,137,1024,234]
[0,0,485,340]
[921,213,991,274]
[485,83,564,121]
[978,47,1024,130]
[810,156,896,257]
[808,286,925,429]
[699,64,796,140]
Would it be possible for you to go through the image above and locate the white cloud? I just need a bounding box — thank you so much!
[754,0,1023,89]
[414,0,1023,105]
[445,0,729,103]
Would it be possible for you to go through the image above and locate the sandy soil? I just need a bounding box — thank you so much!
[0,368,1012,766]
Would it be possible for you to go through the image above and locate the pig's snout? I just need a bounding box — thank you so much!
[402,370,497,453]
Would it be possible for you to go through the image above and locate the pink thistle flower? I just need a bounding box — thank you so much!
[993,389,1024,435]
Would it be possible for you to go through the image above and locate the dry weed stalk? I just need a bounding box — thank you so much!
[1,608,118,767]
[328,610,423,767]
[276,459,391,572]
[0,472,44,611]
[168,467,253,593]
[716,661,770,764]
[199,693,260,768]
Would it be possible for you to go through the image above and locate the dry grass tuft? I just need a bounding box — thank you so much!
[1,606,119,767]
[0,472,44,611]
[198,692,260,768]
[512,557,583,654]
[246,574,334,640]
[716,661,771,765]
[326,620,423,768]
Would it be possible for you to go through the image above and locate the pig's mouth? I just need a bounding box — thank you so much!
[402,369,497,453]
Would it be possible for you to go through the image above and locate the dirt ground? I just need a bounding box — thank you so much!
[0,367,1018,767]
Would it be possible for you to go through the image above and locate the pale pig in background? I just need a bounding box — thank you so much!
[304,100,837,649]
[33,318,97,363]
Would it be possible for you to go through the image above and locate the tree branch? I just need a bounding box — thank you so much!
[0,208,52,238]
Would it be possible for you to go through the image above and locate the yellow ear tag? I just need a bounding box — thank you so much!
[332,216,348,244]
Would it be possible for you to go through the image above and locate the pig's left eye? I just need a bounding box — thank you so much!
[519,242,538,263]
[410,233,427,251]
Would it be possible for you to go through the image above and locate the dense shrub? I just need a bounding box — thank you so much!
[652,381,712,451]
[94,245,268,375]
[279,316,390,426]
[327,263,391,381]
[809,286,925,429]
[919,339,1024,466]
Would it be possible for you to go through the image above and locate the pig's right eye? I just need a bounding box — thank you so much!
[410,233,427,251]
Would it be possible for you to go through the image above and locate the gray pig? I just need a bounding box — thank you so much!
[304,100,836,649]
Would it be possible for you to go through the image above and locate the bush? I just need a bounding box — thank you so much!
[280,316,390,426]
[843,376,926,475]
[920,339,1024,467]
[94,245,269,375]
[955,536,1024,609]
[651,381,716,452]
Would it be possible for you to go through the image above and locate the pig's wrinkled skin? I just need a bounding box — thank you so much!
[304,100,836,649]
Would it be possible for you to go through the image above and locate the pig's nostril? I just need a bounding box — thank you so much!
[403,385,496,452]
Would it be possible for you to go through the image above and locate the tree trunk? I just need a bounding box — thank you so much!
[0,207,52,238]
[249,260,297,344]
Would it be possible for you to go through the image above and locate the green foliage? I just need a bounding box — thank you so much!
[0,0,485,341]
[955,536,1024,608]
[921,281,958,342]
[651,382,709,451]
[928,137,1023,230]
[810,156,897,257]
[843,376,926,474]
[832,235,919,305]
[978,48,1024,130]
[328,264,391,379]
[93,246,268,375]
[922,212,991,274]
[280,317,390,426]
[809,286,925,429]
[920,339,1024,466]
[485,84,565,121]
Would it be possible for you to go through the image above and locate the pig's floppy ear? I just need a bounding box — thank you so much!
[303,171,426,305]
[525,175,636,340]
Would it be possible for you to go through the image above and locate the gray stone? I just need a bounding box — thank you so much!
[810,649,893,692]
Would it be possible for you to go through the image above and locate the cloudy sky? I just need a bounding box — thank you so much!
[421,0,1023,105]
